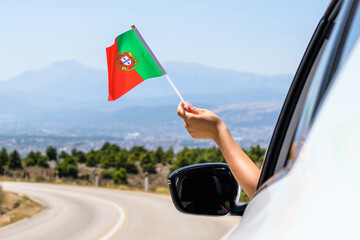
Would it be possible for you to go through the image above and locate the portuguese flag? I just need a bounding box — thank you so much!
[106,26,166,101]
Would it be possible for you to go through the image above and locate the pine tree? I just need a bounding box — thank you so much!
[165,147,174,164]
[113,168,127,184]
[8,150,22,170]
[24,151,37,166]
[0,147,8,173]
[46,146,58,161]
[139,152,156,173]
[154,146,165,164]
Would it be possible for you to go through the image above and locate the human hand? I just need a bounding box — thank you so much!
[178,102,260,198]
[177,101,227,142]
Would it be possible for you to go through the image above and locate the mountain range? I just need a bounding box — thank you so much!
[0,60,292,153]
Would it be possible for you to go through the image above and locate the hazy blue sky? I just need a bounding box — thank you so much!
[0,0,329,81]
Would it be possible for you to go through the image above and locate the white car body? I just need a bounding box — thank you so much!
[228,34,360,240]
[227,1,360,239]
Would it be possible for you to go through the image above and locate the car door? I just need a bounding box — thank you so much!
[257,0,343,190]
[227,0,359,239]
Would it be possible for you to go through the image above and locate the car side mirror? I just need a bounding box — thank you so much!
[168,163,247,216]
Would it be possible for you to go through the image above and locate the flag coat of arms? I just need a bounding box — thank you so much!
[106,26,166,101]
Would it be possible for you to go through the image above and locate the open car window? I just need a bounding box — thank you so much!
[287,0,360,167]
[256,0,346,190]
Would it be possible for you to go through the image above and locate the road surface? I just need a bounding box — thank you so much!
[0,182,239,240]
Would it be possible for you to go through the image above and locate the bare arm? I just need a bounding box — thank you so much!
[177,102,260,198]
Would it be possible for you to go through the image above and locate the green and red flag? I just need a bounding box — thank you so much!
[106,26,166,101]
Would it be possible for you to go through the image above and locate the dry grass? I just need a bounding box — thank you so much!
[0,191,43,228]
[155,186,170,195]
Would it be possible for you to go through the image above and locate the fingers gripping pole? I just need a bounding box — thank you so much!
[165,74,185,102]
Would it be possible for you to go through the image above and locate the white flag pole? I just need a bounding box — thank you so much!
[165,74,185,102]
[132,25,185,102]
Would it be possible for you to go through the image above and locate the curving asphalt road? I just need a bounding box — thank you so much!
[0,182,239,240]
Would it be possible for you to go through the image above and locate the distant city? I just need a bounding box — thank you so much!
[0,60,292,156]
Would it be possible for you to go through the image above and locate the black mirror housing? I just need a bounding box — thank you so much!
[168,163,247,216]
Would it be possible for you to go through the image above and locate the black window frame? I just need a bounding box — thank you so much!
[285,0,360,170]
[256,0,348,190]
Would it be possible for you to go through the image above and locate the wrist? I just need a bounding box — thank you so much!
[214,120,228,146]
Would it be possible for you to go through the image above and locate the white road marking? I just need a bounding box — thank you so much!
[98,199,127,240]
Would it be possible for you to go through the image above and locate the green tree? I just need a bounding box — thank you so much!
[100,154,116,169]
[0,147,8,173]
[201,147,225,163]
[154,147,165,164]
[46,146,57,161]
[114,150,138,174]
[114,150,127,169]
[239,190,250,203]
[37,154,49,168]
[65,155,77,165]
[101,169,115,179]
[101,142,111,151]
[8,150,22,170]
[66,164,78,178]
[170,147,198,173]
[24,151,49,168]
[129,146,147,159]
[71,148,78,157]
[165,147,174,164]
[56,161,67,177]
[56,156,78,178]
[86,151,97,167]
[170,147,226,173]
[24,151,38,166]
[139,152,156,173]
[125,160,138,174]
[113,168,127,184]
[108,144,120,153]
[76,151,87,163]
[59,150,69,159]
[245,145,265,167]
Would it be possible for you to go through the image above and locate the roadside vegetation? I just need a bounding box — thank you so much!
[0,185,43,227]
[0,143,265,202]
